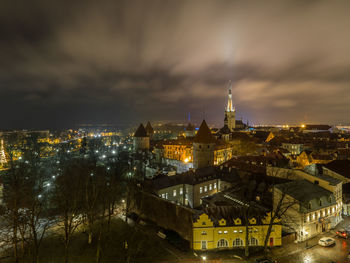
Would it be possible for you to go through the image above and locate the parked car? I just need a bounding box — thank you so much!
[255,258,277,263]
[318,237,336,247]
[336,229,350,239]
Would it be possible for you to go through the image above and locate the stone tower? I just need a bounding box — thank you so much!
[225,81,236,131]
[193,120,216,170]
[133,123,150,152]
[145,121,154,139]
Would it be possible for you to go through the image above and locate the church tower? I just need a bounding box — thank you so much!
[225,81,236,131]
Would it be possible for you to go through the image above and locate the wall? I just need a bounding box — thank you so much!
[129,190,195,242]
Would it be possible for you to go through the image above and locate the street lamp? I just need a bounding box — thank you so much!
[201,255,206,261]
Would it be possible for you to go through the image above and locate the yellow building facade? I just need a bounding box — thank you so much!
[192,213,282,250]
[162,140,232,166]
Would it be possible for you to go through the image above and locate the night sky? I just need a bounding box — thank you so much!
[1,0,350,129]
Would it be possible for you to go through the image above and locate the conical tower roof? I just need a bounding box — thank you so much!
[134,123,147,137]
[145,121,154,134]
[193,120,216,143]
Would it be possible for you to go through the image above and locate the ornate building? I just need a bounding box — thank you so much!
[225,81,236,131]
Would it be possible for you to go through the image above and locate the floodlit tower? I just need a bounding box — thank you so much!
[225,80,236,131]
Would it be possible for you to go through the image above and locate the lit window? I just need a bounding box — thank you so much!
[217,239,228,248]
[249,237,258,246]
[200,187,203,193]
[173,189,177,197]
[224,230,228,234]
[307,215,310,222]
[209,184,212,190]
[239,230,243,233]
[332,207,335,213]
[312,213,315,220]
[204,186,207,192]
[165,193,168,199]
[214,183,217,189]
[218,231,222,234]
[233,230,237,233]
[162,194,165,198]
[180,187,183,195]
[201,231,207,235]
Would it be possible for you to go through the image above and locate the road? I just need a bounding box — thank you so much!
[275,236,349,263]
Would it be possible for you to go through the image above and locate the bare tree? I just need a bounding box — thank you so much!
[51,160,84,263]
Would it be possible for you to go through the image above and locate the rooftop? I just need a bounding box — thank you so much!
[193,120,216,144]
[134,123,148,137]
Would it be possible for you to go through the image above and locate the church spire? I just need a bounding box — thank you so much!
[226,80,235,112]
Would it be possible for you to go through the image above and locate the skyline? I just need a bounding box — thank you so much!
[1,0,350,129]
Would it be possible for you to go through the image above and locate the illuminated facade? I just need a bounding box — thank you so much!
[162,139,232,167]
[192,213,282,250]
[163,139,193,163]
[274,180,341,242]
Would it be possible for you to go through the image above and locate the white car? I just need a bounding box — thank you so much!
[318,237,335,247]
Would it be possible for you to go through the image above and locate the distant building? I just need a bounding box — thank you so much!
[133,123,150,152]
[301,124,332,133]
[185,123,196,138]
[281,142,303,155]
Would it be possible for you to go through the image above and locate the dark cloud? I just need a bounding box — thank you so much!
[0,0,350,129]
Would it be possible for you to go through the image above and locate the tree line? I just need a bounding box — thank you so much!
[0,134,131,263]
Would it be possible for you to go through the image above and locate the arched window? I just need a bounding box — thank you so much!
[249,237,258,246]
[217,239,228,248]
[233,238,244,247]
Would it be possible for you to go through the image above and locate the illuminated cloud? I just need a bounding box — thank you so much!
[0,0,349,128]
